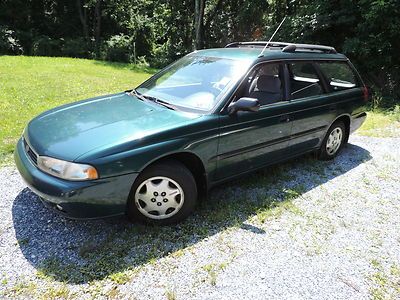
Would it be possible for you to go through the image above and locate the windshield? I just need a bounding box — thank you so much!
[136,54,251,113]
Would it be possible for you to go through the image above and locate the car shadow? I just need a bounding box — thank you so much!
[12,142,371,284]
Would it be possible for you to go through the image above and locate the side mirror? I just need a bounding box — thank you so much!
[228,97,260,115]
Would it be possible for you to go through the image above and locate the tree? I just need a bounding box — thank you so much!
[0,0,398,102]
[194,0,205,49]
[76,0,89,41]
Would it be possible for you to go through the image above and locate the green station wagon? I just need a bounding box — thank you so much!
[15,41,368,224]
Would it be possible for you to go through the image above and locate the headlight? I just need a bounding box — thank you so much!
[37,156,98,181]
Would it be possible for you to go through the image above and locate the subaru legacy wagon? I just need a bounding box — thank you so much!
[15,41,368,224]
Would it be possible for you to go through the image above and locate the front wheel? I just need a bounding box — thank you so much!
[318,121,346,160]
[127,160,197,225]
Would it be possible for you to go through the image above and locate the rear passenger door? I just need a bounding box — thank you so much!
[286,61,337,154]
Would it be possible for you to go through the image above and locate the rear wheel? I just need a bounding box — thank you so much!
[127,160,197,225]
[318,121,346,160]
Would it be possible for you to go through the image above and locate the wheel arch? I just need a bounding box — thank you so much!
[137,151,208,201]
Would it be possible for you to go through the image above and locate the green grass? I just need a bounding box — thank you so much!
[0,55,155,165]
[369,260,400,300]
[358,107,400,138]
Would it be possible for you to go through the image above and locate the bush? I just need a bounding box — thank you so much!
[0,26,23,54]
[32,36,63,56]
[150,42,171,68]
[61,38,88,58]
[102,34,132,63]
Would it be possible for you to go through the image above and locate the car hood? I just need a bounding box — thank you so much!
[26,92,198,161]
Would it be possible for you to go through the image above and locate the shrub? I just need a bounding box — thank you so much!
[102,34,132,63]
[150,42,171,68]
[32,36,63,56]
[61,38,88,58]
[0,26,23,54]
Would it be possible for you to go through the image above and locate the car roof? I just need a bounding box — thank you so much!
[192,48,261,61]
[193,45,347,63]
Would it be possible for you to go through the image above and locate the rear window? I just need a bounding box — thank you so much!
[288,62,324,99]
[318,62,359,91]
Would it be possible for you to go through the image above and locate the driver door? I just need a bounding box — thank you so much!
[215,62,294,181]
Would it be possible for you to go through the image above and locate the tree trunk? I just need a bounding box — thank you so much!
[94,0,102,56]
[76,0,89,40]
[194,0,205,49]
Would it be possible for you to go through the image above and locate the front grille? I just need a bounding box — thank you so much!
[23,138,38,165]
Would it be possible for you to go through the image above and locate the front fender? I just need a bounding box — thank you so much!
[84,133,219,178]
[77,115,221,179]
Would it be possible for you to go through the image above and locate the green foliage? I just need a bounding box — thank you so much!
[0,0,398,104]
[102,34,133,62]
[32,36,63,56]
[62,38,89,58]
[0,26,23,54]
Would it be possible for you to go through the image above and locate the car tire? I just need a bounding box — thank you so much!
[318,121,346,161]
[127,160,197,225]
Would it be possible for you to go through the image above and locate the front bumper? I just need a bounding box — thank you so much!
[14,138,138,219]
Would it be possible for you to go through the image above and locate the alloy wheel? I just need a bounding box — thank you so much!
[326,127,343,155]
[134,176,184,220]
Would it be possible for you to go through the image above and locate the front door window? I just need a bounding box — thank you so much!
[242,63,284,106]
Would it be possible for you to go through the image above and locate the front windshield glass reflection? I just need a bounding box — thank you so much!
[136,55,251,113]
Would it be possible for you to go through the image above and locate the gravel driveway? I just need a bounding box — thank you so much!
[0,134,399,300]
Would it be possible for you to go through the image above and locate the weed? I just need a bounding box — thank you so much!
[109,271,132,285]
[40,284,71,300]
[165,289,177,300]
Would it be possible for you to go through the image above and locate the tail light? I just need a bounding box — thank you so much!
[362,86,369,102]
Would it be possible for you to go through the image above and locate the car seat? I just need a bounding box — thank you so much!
[249,75,282,105]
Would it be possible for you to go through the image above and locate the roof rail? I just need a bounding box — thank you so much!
[224,41,337,54]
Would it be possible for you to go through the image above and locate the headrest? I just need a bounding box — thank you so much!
[257,75,281,93]
[259,64,280,76]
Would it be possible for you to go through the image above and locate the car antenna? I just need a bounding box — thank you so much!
[258,16,287,58]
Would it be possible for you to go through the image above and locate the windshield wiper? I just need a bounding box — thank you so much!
[130,89,147,102]
[133,90,177,111]
[149,97,177,111]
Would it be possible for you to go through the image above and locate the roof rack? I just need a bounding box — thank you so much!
[224,41,337,54]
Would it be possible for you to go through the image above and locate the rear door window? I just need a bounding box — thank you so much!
[318,62,358,91]
[288,62,324,100]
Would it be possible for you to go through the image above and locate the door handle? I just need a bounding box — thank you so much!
[279,115,291,123]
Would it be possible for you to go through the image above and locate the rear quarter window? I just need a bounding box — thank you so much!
[318,62,359,91]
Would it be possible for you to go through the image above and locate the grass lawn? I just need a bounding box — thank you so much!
[0,56,155,165]
[358,109,400,138]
